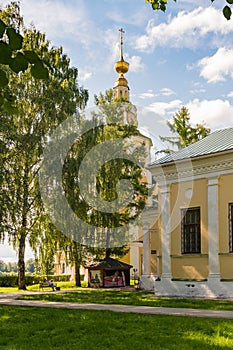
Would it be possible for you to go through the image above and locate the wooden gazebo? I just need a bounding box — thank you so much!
[87,257,132,288]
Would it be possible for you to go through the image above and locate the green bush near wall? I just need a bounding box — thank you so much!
[0,274,71,287]
[0,275,18,287]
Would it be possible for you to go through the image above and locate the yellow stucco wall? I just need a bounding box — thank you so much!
[220,255,233,279]
[171,255,209,280]
[170,179,209,279]
[219,174,233,252]
[117,172,233,280]
[121,251,131,265]
[150,151,233,281]
[219,174,233,279]
[150,227,160,275]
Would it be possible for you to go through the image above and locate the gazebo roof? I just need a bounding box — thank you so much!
[87,257,132,270]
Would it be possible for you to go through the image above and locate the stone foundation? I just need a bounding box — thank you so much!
[154,277,233,298]
[139,274,157,291]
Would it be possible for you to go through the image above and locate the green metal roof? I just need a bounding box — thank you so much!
[151,127,233,165]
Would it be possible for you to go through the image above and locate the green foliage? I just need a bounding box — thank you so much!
[146,0,233,20]
[63,123,147,229]
[0,10,49,113]
[223,4,232,19]
[61,90,147,260]
[0,69,8,87]
[35,274,71,283]
[158,106,210,153]
[33,220,61,277]
[224,0,233,19]
[0,260,18,273]
[145,0,172,12]
[0,275,18,287]
[0,2,88,290]
[94,88,114,105]
[25,258,35,273]
[0,274,71,287]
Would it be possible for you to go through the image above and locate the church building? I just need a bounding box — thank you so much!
[55,30,233,298]
[113,30,233,298]
[110,29,155,286]
[147,128,233,298]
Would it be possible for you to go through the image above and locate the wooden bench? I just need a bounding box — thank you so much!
[39,283,60,291]
[39,283,53,291]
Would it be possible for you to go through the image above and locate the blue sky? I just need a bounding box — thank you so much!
[1,0,233,261]
[2,0,233,138]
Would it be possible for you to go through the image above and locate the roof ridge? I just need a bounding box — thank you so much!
[151,126,233,165]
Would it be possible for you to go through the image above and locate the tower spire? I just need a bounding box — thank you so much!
[113,28,130,101]
[119,27,124,61]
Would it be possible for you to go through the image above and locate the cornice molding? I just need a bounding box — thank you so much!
[151,152,233,183]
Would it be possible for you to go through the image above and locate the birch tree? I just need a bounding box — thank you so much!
[0,2,88,289]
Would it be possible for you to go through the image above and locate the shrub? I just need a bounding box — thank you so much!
[0,274,71,287]
[0,275,18,287]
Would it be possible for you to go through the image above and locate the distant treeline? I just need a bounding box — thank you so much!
[0,258,35,273]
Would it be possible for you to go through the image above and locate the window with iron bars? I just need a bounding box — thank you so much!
[229,203,233,252]
[181,207,201,254]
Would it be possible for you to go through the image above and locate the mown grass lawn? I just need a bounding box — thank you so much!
[0,281,84,293]
[17,288,233,311]
[1,305,233,350]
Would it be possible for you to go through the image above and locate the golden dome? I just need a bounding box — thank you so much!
[114,74,128,88]
[115,59,129,75]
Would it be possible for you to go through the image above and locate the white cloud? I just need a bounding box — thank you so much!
[138,90,155,99]
[198,48,233,83]
[140,98,233,134]
[186,98,233,129]
[106,9,148,27]
[228,91,233,98]
[138,88,175,99]
[103,29,119,72]
[137,106,174,148]
[190,88,206,94]
[145,99,182,116]
[186,63,195,71]
[135,7,233,52]
[127,55,145,72]
[79,70,92,82]
[160,88,175,96]
[19,0,94,48]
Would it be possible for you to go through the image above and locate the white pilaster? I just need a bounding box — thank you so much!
[207,178,220,280]
[129,243,141,274]
[142,227,151,275]
[160,184,172,279]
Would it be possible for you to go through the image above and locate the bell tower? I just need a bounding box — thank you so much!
[113,28,130,101]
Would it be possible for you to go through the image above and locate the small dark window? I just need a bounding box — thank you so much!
[62,263,65,274]
[229,203,233,252]
[152,194,158,208]
[152,175,157,185]
[181,207,201,254]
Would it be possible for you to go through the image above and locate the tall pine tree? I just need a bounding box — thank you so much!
[159,106,210,154]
